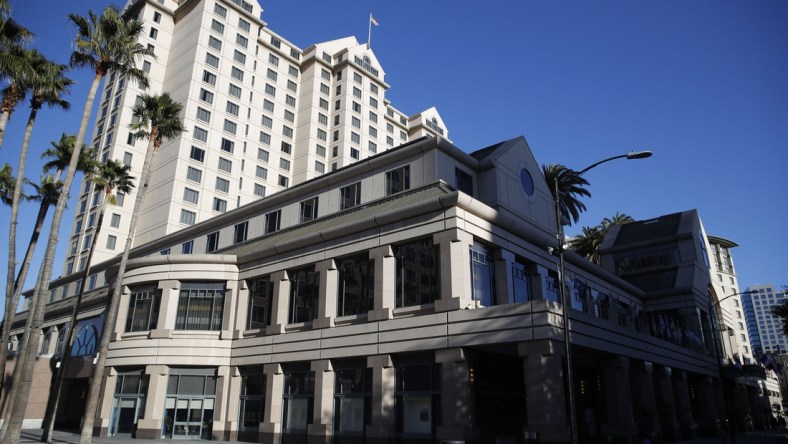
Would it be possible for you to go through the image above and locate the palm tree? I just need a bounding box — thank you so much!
[0,162,13,204]
[2,7,151,443]
[3,52,72,389]
[542,163,591,226]
[0,46,34,149]
[0,136,92,393]
[79,93,183,443]
[569,212,634,264]
[42,160,134,441]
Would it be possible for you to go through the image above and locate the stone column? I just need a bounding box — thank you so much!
[212,366,232,440]
[314,260,338,329]
[234,281,249,338]
[224,367,243,442]
[94,367,118,437]
[261,363,284,443]
[266,270,290,335]
[494,250,516,305]
[368,245,394,321]
[672,369,697,440]
[654,365,680,441]
[519,340,570,442]
[222,280,240,339]
[435,348,479,442]
[308,359,334,441]
[434,229,474,312]
[600,356,637,441]
[632,361,660,436]
[151,280,179,339]
[695,375,720,433]
[135,364,169,439]
[367,354,395,443]
[112,285,132,340]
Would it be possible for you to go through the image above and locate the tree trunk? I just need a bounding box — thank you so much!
[0,87,19,150]
[0,195,51,393]
[79,133,157,444]
[41,197,107,443]
[2,73,102,444]
[1,106,39,389]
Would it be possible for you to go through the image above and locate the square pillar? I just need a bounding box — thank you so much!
[314,260,338,329]
[112,285,132,339]
[308,359,334,439]
[435,348,479,442]
[631,361,660,437]
[494,250,516,305]
[266,271,290,335]
[221,281,240,340]
[94,367,118,437]
[136,364,169,439]
[600,356,637,441]
[150,280,180,339]
[261,363,284,442]
[433,229,474,312]
[223,367,243,442]
[519,339,570,443]
[653,365,680,441]
[234,281,250,339]
[366,354,395,440]
[369,245,394,321]
[212,366,232,440]
[672,369,697,439]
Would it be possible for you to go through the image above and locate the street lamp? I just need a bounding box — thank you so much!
[552,151,652,444]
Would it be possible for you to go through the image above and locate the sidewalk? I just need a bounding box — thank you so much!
[15,428,788,444]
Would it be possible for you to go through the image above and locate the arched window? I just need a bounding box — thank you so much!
[71,324,98,357]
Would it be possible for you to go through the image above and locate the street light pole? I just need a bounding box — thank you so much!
[552,151,652,444]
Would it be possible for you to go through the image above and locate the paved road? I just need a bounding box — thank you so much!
[15,428,788,444]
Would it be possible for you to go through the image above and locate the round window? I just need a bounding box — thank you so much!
[520,168,535,197]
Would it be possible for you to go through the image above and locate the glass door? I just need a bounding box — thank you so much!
[110,397,142,436]
[165,397,214,439]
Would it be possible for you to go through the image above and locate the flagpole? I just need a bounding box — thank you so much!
[367,13,373,49]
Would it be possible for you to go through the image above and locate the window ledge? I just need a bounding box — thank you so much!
[393,303,435,318]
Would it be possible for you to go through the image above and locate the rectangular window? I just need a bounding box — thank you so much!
[256,166,268,179]
[278,175,289,188]
[385,165,410,195]
[183,187,199,204]
[175,282,225,330]
[211,19,224,34]
[317,129,327,141]
[214,3,227,17]
[395,363,440,435]
[337,253,374,316]
[257,148,269,162]
[208,35,222,50]
[220,137,235,153]
[315,161,324,174]
[213,197,227,213]
[288,266,319,324]
[149,27,158,39]
[264,210,280,234]
[340,182,360,210]
[286,95,297,107]
[234,221,248,244]
[350,148,360,160]
[268,53,279,66]
[455,168,473,195]
[352,102,361,113]
[182,240,194,254]
[236,34,248,48]
[470,246,495,307]
[189,146,205,162]
[196,107,211,123]
[180,209,196,225]
[206,231,220,252]
[368,141,377,153]
[199,88,214,104]
[123,151,133,165]
[264,83,276,97]
[247,278,272,329]
[259,132,271,145]
[216,177,230,193]
[350,132,360,144]
[318,98,328,110]
[125,287,160,332]
[110,213,121,228]
[316,145,326,157]
[395,238,439,307]
[231,66,244,81]
[142,60,151,73]
[299,197,318,223]
[226,101,239,116]
[106,234,117,250]
[351,117,360,128]
[288,65,299,77]
[224,119,237,134]
[266,68,278,81]
[283,370,314,432]
[186,166,202,183]
[205,52,219,68]
[369,126,377,138]
[218,157,232,173]
[193,126,208,142]
[233,49,246,64]
[282,126,293,139]
[284,110,295,123]
[287,80,297,92]
[238,18,251,32]
[369,97,378,108]
[153,11,162,23]
[263,99,275,112]
[261,115,273,129]
[254,183,266,197]
[203,70,217,86]
[229,83,242,98]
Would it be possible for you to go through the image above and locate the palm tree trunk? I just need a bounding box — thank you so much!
[2,73,102,444]
[1,107,37,389]
[0,195,50,394]
[41,198,107,443]
[80,134,157,444]
[0,110,10,149]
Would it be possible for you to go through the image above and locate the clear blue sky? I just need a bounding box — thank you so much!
[1,0,786,315]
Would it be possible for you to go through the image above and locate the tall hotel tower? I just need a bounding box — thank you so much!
[63,0,448,277]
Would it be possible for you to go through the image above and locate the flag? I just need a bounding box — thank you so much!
[370,14,380,26]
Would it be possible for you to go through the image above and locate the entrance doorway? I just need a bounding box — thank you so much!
[163,397,215,439]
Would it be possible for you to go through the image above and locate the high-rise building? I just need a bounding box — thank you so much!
[706,235,753,363]
[63,0,448,277]
[742,283,788,356]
